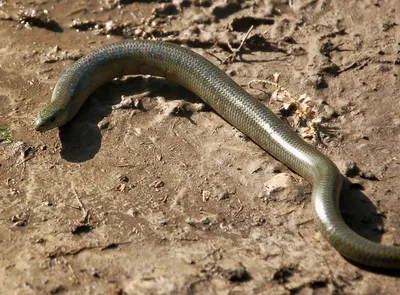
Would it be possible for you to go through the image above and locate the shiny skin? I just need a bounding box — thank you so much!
[35,40,400,268]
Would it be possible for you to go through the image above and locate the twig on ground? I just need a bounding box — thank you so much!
[234,199,244,217]
[223,25,254,64]
[62,257,80,284]
[47,241,133,259]
[72,185,90,224]
[205,51,224,63]
[114,163,136,167]
[337,57,372,74]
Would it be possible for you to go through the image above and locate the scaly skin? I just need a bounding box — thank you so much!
[35,40,400,268]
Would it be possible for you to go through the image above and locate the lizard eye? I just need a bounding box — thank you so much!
[49,116,56,122]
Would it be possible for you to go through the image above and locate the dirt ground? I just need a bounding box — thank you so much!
[1,0,400,294]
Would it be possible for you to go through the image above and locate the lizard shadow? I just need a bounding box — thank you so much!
[339,177,400,275]
[339,177,384,244]
[59,76,201,162]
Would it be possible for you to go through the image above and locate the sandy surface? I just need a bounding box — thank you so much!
[1,0,400,294]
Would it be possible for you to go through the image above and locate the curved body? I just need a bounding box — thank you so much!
[35,40,400,268]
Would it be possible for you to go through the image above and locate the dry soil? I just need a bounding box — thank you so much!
[1,0,400,294]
